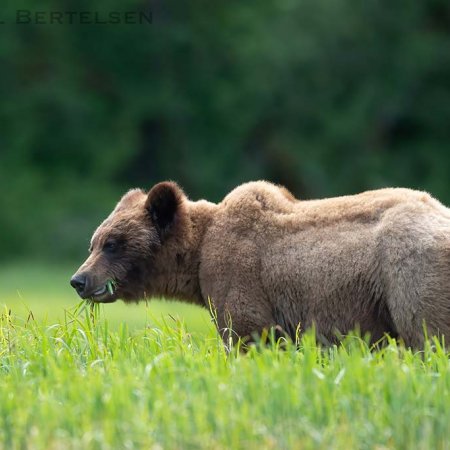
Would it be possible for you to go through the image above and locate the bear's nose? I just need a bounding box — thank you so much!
[70,273,87,295]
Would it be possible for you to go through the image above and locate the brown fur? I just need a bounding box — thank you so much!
[71,181,450,348]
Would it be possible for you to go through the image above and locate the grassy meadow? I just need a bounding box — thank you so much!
[0,263,449,450]
[0,263,212,333]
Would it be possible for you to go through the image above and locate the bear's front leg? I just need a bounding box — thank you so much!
[211,289,276,350]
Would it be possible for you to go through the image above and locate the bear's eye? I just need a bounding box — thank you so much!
[103,240,118,253]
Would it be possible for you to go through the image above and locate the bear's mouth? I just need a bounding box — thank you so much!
[89,281,118,303]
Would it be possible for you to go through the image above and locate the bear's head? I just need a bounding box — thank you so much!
[70,181,189,303]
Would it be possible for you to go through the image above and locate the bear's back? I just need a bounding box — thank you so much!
[220,181,297,216]
[217,182,447,230]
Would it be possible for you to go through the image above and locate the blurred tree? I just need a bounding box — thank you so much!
[0,0,449,260]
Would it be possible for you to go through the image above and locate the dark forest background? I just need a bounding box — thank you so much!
[1,0,450,261]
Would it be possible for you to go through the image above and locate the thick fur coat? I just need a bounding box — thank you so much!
[71,181,450,347]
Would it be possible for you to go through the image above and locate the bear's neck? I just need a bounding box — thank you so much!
[147,199,217,306]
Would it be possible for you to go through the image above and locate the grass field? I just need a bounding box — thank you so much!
[0,263,449,449]
[0,262,213,333]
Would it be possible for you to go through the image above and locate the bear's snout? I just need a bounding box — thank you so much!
[70,273,88,297]
[70,270,118,303]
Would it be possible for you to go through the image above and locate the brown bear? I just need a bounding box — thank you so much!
[70,181,450,348]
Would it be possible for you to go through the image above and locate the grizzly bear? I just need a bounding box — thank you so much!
[71,181,450,348]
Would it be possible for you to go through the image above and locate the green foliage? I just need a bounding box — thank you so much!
[1,0,450,259]
[0,304,448,449]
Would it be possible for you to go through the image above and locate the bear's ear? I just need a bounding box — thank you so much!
[145,182,185,236]
[114,188,145,212]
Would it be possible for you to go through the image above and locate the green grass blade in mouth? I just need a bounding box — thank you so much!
[107,279,116,295]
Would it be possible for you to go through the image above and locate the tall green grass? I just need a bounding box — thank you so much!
[0,302,448,450]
